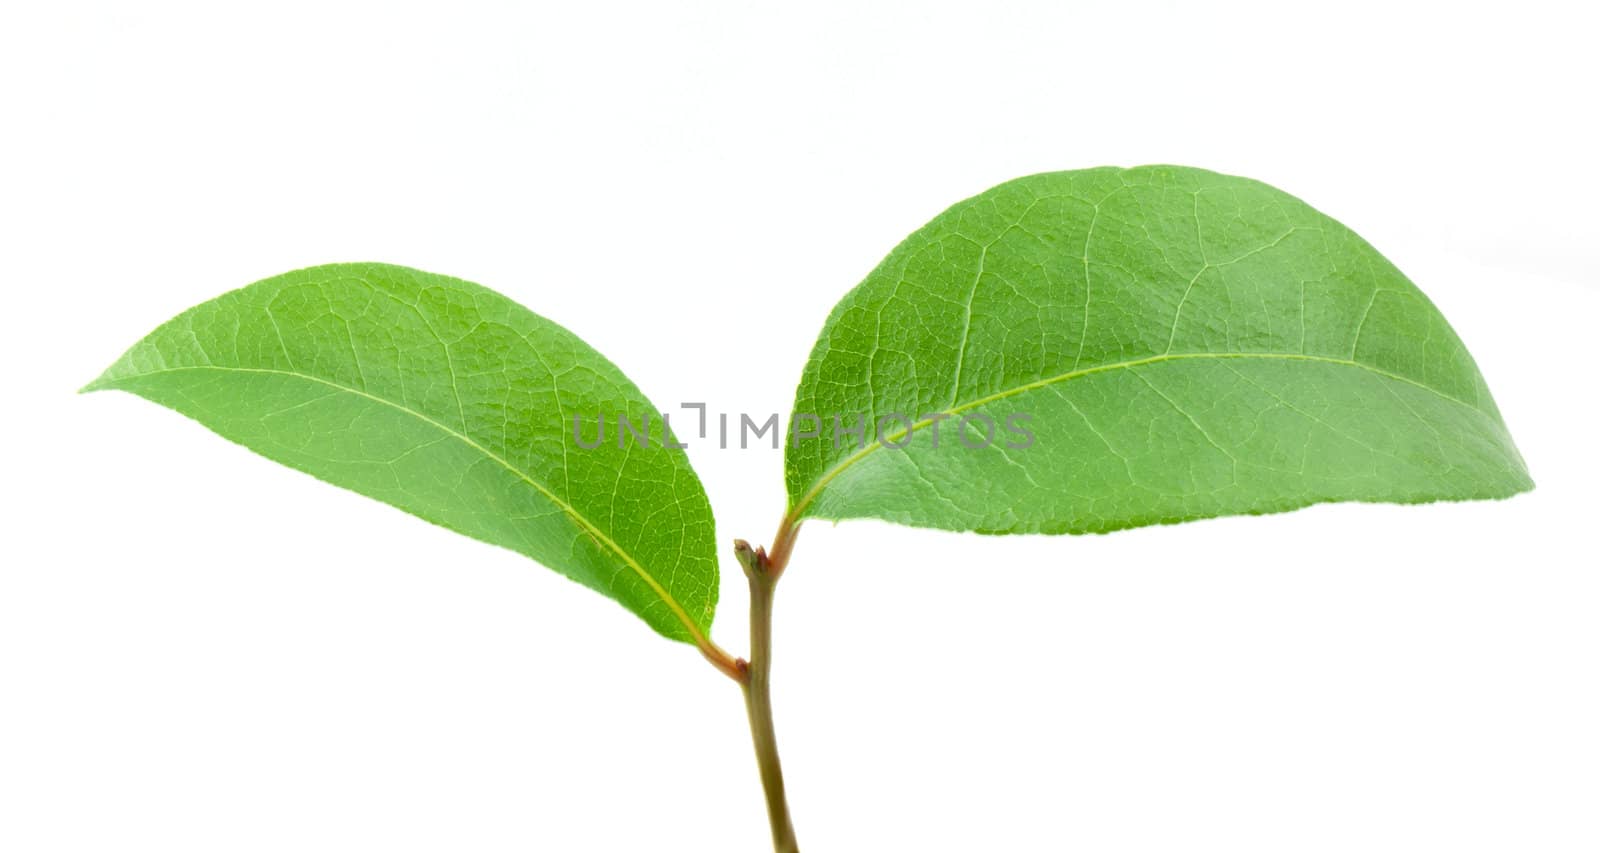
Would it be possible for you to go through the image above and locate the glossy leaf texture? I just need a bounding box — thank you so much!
[87,263,718,643]
[785,166,1532,534]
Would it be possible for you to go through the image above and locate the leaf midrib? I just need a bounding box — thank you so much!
[790,350,1490,519]
[109,364,711,644]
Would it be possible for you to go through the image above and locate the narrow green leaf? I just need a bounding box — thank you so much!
[87,263,718,643]
[785,166,1532,534]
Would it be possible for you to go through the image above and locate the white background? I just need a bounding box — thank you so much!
[2,2,1596,851]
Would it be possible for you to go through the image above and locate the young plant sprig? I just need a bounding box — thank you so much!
[85,166,1532,852]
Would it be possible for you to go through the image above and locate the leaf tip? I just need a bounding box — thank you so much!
[79,366,122,395]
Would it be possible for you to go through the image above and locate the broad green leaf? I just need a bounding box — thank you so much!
[86,263,718,643]
[785,166,1531,534]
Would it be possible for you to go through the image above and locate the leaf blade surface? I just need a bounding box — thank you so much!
[88,263,718,641]
[785,165,1531,533]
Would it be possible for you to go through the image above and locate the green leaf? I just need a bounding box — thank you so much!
[86,263,718,643]
[785,166,1532,534]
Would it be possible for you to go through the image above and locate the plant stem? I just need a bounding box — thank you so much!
[733,525,801,853]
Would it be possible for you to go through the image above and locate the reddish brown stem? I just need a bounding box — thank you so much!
[731,522,803,852]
